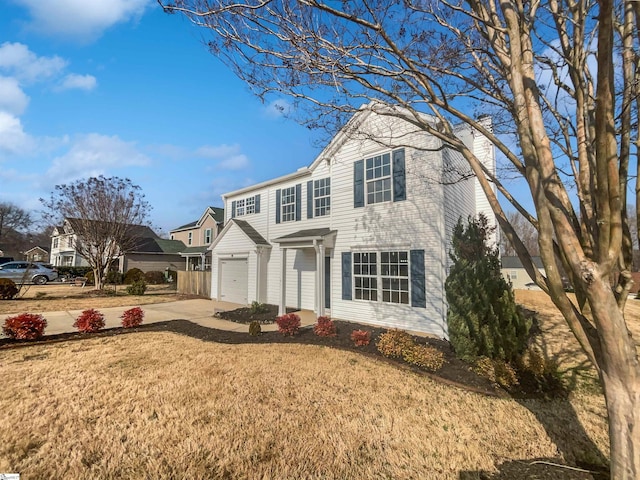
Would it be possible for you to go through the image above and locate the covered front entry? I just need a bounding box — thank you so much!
[219,258,249,304]
[272,228,337,317]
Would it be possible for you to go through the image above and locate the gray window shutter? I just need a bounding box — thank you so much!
[255,194,260,213]
[231,200,236,218]
[307,180,314,219]
[341,252,352,300]
[393,148,406,202]
[354,160,364,207]
[295,183,302,221]
[275,189,281,224]
[410,249,426,307]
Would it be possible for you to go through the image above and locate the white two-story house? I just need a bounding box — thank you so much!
[209,104,496,337]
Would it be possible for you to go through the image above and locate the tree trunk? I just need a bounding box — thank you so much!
[93,268,103,290]
[602,375,640,478]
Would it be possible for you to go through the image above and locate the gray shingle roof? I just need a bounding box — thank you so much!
[501,256,544,269]
[273,228,337,242]
[232,219,270,246]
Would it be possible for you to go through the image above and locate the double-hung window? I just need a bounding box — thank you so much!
[281,186,296,222]
[245,196,255,215]
[236,199,245,217]
[314,178,331,217]
[188,232,193,246]
[380,251,409,304]
[353,252,378,301]
[204,228,212,244]
[365,153,392,204]
[353,250,410,305]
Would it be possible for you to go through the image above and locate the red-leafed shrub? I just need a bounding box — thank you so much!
[2,313,47,340]
[275,313,301,336]
[313,316,337,337]
[121,307,144,328]
[351,329,371,346]
[74,308,105,333]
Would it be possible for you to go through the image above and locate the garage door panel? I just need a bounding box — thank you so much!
[220,259,248,304]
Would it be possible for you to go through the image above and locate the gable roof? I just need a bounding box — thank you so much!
[130,237,186,254]
[501,256,544,269]
[63,218,159,239]
[209,218,270,251]
[170,206,225,234]
[222,102,439,199]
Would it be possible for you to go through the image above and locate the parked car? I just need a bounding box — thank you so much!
[0,262,59,285]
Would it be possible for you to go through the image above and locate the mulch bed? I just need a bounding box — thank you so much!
[215,303,290,324]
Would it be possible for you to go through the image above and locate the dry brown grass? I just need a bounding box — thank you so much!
[0,283,181,315]
[515,290,640,390]
[0,331,610,479]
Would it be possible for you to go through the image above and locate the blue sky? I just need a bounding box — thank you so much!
[0,0,323,234]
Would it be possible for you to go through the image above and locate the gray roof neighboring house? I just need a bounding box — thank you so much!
[501,256,544,269]
[130,238,187,254]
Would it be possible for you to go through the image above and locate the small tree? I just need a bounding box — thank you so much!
[41,176,152,290]
[445,215,529,363]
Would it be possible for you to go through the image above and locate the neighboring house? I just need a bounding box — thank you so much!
[117,237,186,274]
[51,218,186,273]
[209,104,497,337]
[501,256,546,289]
[24,246,50,263]
[170,206,225,271]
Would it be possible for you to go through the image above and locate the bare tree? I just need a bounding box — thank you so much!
[499,211,540,257]
[0,202,32,245]
[41,177,152,290]
[159,1,639,476]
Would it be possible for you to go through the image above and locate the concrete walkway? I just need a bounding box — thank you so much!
[1,299,318,336]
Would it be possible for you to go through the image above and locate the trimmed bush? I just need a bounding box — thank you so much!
[314,316,337,337]
[124,268,145,285]
[249,301,269,315]
[474,357,519,389]
[56,266,92,279]
[402,344,445,371]
[126,280,147,296]
[376,329,415,358]
[106,270,124,285]
[0,278,19,300]
[2,313,47,339]
[351,329,371,346]
[121,307,144,328]
[144,270,166,285]
[249,320,262,336]
[275,313,301,336]
[74,309,105,333]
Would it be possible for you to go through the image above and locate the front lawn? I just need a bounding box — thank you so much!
[0,331,610,479]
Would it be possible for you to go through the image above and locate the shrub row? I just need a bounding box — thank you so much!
[2,307,145,340]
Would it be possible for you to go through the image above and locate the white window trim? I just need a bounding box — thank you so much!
[281,186,296,223]
[353,249,410,305]
[188,232,193,246]
[314,178,331,217]
[365,152,392,205]
[204,228,212,244]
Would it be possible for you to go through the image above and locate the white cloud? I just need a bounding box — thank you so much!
[13,0,151,41]
[265,99,292,118]
[0,76,29,115]
[196,143,250,170]
[58,73,97,91]
[217,154,250,170]
[0,42,67,83]
[47,133,150,182]
[196,144,241,159]
[0,111,33,156]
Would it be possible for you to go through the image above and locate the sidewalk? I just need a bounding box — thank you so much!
[0,299,318,336]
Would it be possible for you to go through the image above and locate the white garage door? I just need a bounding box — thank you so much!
[220,259,249,304]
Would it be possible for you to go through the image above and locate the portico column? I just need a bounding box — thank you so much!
[279,248,287,316]
[317,244,326,317]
